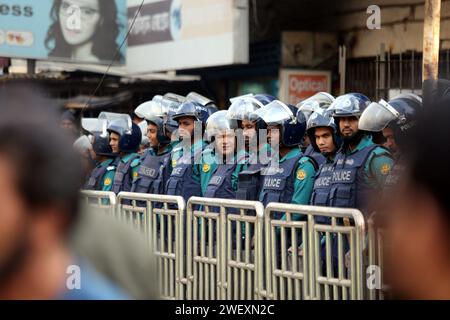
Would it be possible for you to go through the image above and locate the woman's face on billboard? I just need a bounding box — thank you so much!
[58,0,101,47]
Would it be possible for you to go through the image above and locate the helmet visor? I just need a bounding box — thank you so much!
[358,100,398,132]
[134,101,165,120]
[81,118,101,134]
[99,112,132,137]
[249,100,294,125]
[227,98,263,121]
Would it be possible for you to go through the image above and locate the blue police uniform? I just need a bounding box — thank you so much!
[112,153,141,194]
[166,140,205,203]
[131,145,173,195]
[84,157,118,191]
[329,135,393,216]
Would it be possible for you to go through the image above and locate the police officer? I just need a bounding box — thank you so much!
[84,132,119,191]
[203,111,247,200]
[165,101,211,203]
[131,111,175,195]
[328,93,394,216]
[297,92,335,167]
[250,100,318,216]
[358,93,422,189]
[103,113,142,194]
[227,94,275,201]
[305,108,341,207]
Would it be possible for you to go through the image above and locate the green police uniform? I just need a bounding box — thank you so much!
[348,134,394,187]
[101,158,117,192]
[281,148,317,221]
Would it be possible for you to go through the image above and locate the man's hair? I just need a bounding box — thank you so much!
[403,98,450,228]
[0,83,82,226]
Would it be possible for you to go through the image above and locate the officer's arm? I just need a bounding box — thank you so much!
[368,152,395,187]
[292,160,316,206]
[101,171,114,192]
[282,160,316,222]
[131,158,141,182]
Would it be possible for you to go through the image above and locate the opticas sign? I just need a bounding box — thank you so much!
[126,0,249,74]
[279,69,332,105]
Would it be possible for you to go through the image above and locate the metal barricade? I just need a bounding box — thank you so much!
[116,192,186,300]
[80,190,117,217]
[265,203,366,300]
[186,197,264,300]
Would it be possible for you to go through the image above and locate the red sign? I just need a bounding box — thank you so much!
[288,74,330,105]
[279,69,331,105]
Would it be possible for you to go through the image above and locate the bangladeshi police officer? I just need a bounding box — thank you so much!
[358,93,422,190]
[297,92,335,167]
[84,132,119,192]
[102,113,142,194]
[202,111,247,200]
[250,100,318,216]
[226,94,275,201]
[165,101,211,204]
[131,99,177,195]
[305,108,341,208]
[328,93,394,216]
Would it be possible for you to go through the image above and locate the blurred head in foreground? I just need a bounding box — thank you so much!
[0,84,127,299]
[384,98,450,299]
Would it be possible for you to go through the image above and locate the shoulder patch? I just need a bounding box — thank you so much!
[297,169,307,181]
[380,163,391,175]
[133,171,139,179]
[104,177,112,186]
[131,158,140,168]
[202,163,211,173]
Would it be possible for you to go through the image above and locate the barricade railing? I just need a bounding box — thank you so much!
[264,203,366,300]
[80,190,117,217]
[186,197,265,300]
[116,192,186,300]
[80,191,385,300]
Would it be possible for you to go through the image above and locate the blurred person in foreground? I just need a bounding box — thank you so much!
[0,87,129,300]
[383,98,450,299]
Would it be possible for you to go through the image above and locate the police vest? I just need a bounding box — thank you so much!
[260,153,316,208]
[310,161,335,207]
[131,151,169,194]
[304,144,326,167]
[84,158,118,191]
[112,154,140,194]
[204,161,241,200]
[384,158,405,190]
[236,162,266,201]
[166,147,203,203]
[329,145,378,213]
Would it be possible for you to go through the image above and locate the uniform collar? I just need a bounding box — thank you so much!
[280,148,301,162]
[121,153,137,163]
[100,158,114,166]
[346,134,373,155]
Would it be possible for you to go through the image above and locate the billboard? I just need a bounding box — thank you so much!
[127,0,249,74]
[0,0,127,65]
[279,69,332,105]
